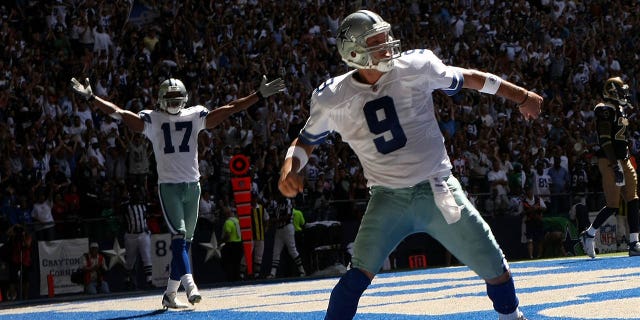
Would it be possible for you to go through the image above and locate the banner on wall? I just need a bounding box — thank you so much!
[38,238,88,296]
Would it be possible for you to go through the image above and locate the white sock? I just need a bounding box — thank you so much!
[498,308,522,320]
[165,279,180,295]
[587,226,597,237]
[181,274,198,293]
[630,233,639,243]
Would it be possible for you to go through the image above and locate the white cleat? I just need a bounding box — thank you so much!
[629,241,640,257]
[580,231,596,259]
[162,292,189,309]
[187,287,202,305]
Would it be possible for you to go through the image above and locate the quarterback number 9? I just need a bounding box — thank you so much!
[363,96,407,154]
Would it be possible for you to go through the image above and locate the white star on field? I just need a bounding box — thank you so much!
[102,238,126,270]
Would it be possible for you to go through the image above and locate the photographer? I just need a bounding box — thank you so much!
[82,242,110,294]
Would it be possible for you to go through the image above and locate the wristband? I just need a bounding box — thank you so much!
[255,90,264,100]
[285,146,308,173]
[88,94,96,101]
[479,74,502,94]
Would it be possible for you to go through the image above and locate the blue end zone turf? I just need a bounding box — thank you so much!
[1,255,638,320]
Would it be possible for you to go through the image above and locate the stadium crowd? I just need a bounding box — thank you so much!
[0,0,639,299]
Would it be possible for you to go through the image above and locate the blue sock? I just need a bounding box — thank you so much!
[170,238,191,280]
[486,276,519,315]
[184,240,192,274]
[325,268,371,320]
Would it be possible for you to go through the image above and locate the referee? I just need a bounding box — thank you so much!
[121,184,154,288]
[251,193,268,278]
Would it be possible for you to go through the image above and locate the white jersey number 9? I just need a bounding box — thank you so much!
[363,96,407,154]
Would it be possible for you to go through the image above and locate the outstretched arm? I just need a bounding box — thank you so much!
[205,75,285,129]
[205,94,261,129]
[460,69,543,120]
[70,78,145,132]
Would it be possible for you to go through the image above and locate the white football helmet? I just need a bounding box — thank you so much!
[158,78,188,114]
[603,77,630,106]
[336,10,401,72]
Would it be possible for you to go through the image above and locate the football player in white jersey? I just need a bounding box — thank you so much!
[278,10,542,320]
[71,75,284,308]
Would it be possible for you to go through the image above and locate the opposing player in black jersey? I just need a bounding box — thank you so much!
[581,77,640,258]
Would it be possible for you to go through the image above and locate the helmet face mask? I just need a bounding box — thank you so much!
[158,78,188,114]
[603,77,630,106]
[337,10,401,72]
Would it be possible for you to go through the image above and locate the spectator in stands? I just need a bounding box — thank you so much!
[45,161,70,194]
[51,192,70,238]
[31,190,55,241]
[508,163,527,197]
[570,159,589,197]
[487,159,510,215]
[521,187,546,259]
[15,158,43,197]
[438,104,457,140]
[126,132,151,191]
[304,154,321,193]
[547,155,571,216]
[451,147,471,188]
[531,161,552,204]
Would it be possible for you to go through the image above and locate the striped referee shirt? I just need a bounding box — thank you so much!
[270,199,292,228]
[122,200,149,234]
[251,204,267,241]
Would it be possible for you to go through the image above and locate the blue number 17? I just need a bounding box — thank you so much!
[161,121,192,154]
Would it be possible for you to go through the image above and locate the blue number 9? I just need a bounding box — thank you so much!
[363,96,407,154]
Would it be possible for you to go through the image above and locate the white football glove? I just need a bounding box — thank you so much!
[70,77,95,100]
[258,75,285,99]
